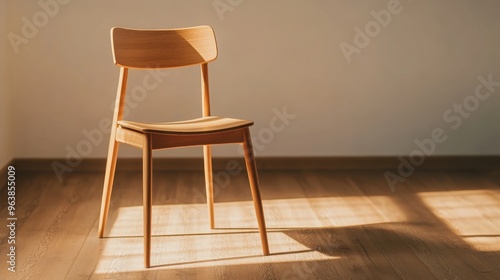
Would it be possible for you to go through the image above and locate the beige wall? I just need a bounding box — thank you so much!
[1,1,13,167]
[5,0,500,161]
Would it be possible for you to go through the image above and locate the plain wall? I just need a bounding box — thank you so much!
[0,1,13,168]
[5,0,500,161]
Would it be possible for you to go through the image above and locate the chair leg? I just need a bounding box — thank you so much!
[143,134,153,268]
[98,138,120,238]
[203,145,215,229]
[242,128,270,255]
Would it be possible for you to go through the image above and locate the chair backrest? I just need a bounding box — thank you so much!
[111,26,218,69]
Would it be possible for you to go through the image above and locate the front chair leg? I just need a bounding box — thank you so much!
[98,136,120,237]
[242,128,270,255]
[143,134,153,268]
[203,145,215,229]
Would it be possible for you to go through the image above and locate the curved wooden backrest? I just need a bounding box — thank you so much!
[111,26,218,69]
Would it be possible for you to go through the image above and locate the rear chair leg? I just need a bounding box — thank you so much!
[143,134,153,268]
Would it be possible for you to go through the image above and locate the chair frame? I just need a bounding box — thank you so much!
[97,26,269,268]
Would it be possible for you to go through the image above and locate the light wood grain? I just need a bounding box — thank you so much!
[98,67,129,238]
[111,26,217,69]
[242,128,270,256]
[142,134,153,268]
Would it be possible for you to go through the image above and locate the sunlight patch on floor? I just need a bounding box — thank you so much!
[418,189,500,251]
[298,196,395,227]
[95,195,394,274]
[107,196,396,237]
[94,230,336,274]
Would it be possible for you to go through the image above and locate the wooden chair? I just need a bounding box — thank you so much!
[97,26,270,267]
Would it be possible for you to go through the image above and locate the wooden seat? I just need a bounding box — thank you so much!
[117,116,253,134]
[97,26,270,268]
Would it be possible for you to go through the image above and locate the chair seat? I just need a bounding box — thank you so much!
[117,116,253,135]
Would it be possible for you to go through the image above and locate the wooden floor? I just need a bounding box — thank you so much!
[1,168,500,279]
